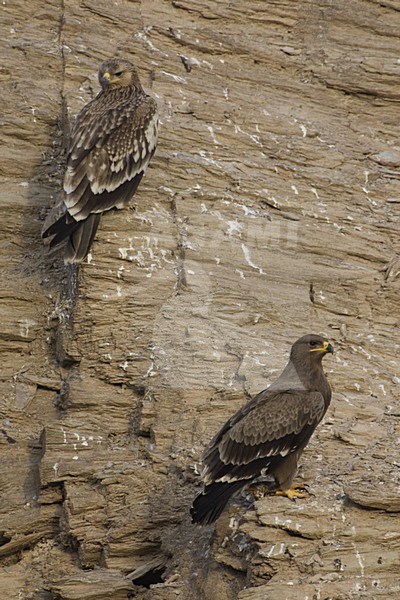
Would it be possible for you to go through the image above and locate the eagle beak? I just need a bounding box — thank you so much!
[310,341,334,354]
[100,72,111,86]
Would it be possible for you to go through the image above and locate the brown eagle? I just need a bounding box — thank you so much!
[42,57,158,263]
[191,334,334,525]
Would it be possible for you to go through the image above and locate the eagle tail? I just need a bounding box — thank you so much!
[64,214,101,264]
[42,213,101,264]
[190,480,246,525]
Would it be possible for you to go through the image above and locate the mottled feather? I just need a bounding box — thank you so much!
[42,57,158,263]
[216,391,325,468]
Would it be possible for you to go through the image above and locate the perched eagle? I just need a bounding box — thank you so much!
[42,57,158,263]
[191,334,334,525]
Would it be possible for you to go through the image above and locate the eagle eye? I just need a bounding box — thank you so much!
[309,340,317,347]
[114,70,123,77]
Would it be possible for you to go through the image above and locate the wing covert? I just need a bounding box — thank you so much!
[64,96,158,217]
[218,390,326,467]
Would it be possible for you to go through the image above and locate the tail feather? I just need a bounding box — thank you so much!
[42,213,80,246]
[42,212,101,264]
[64,214,101,263]
[190,480,246,525]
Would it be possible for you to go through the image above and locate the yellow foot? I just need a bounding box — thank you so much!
[273,484,312,501]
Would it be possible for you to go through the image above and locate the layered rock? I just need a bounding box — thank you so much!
[0,0,399,598]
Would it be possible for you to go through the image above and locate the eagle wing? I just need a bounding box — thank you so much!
[201,389,326,484]
[63,93,158,221]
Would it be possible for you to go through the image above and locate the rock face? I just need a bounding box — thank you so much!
[1,1,399,598]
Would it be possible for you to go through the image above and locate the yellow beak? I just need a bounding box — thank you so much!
[310,341,334,353]
[100,72,111,86]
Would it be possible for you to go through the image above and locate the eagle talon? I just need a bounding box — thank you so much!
[273,484,313,501]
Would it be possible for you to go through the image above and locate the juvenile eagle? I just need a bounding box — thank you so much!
[42,57,158,263]
[191,334,334,525]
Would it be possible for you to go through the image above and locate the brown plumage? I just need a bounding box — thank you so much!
[191,334,334,525]
[42,57,158,263]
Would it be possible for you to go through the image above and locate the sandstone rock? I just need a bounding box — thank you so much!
[1,0,399,598]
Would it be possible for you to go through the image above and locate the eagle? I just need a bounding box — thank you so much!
[42,57,158,263]
[191,334,334,525]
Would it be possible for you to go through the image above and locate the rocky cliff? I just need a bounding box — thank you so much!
[1,0,399,598]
